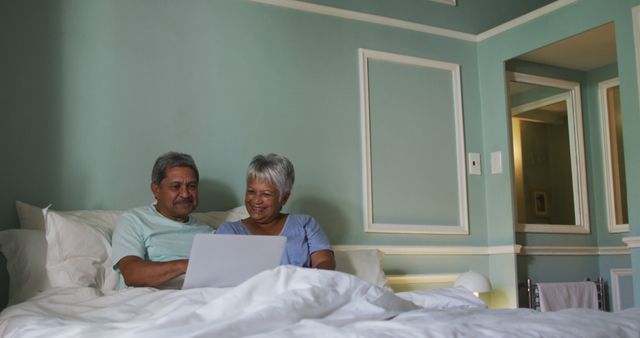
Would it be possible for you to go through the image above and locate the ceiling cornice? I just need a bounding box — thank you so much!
[251,0,577,42]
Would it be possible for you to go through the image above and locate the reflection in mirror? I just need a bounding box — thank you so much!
[506,22,618,234]
[599,78,628,232]
[508,72,589,233]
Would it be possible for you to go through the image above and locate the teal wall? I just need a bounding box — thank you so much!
[488,254,518,308]
[517,255,601,284]
[382,254,488,276]
[0,0,485,247]
[368,59,461,226]
[0,1,64,227]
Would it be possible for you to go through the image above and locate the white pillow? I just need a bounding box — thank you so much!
[15,201,123,291]
[16,200,46,231]
[0,229,51,305]
[44,208,121,291]
[42,205,246,290]
[18,200,247,231]
[192,206,249,229]
[396,286,487,310]
[334,249,389,288]
[17,201,122,232]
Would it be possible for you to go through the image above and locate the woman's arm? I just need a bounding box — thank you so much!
[310,250,336,270]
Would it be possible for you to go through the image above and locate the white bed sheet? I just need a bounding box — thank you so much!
[1,266,639,338]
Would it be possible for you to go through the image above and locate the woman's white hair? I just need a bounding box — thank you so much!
[246,153,295,201]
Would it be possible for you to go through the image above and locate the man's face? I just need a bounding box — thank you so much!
[151,166,198,222]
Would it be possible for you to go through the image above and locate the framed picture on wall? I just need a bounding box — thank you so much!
[533,191,548,216]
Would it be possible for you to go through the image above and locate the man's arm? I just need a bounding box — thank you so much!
[116,256,188,287]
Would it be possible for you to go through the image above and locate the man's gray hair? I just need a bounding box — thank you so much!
[247,153,295,199]
[151,152,199,185]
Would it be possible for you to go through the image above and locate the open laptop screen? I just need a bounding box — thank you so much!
[182,233,286,289]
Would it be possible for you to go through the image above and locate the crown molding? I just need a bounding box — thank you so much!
[476,0,576,41]
[252,0,475,41]
[251,0,576,42]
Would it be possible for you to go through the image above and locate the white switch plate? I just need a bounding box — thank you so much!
[491,151,502,174]
[468,153,481,175]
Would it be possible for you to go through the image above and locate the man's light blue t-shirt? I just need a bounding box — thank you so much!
[111,204,212,286]
[216,214,332,267]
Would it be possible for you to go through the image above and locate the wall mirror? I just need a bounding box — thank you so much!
[599,77,628,232]
[507,72,589,233]
[505,22,619,233]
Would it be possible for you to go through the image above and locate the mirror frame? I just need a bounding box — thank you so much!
[598,77,629,233]
[508,72,590,234]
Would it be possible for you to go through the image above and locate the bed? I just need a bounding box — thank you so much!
[1,202,639,338]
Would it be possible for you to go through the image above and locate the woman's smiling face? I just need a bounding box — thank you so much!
[245,177,289,225]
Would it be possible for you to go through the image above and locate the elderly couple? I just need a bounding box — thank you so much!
[112,152,335,288]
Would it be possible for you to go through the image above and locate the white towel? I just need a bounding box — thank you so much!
[537,281,599,312]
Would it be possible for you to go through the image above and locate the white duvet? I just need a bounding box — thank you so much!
[1,266,639,338]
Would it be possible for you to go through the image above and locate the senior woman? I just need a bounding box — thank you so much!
[216,154,336,270]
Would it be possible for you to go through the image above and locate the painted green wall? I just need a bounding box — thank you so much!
[489,254,518,308]
[368,59,461,226]
[598,254,632,310]
[0,0,64,228]
[0,0,486,247]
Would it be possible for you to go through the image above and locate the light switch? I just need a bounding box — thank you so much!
[491,151,502,174]
[468,153,481,175]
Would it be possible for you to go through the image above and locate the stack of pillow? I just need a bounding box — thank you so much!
[0,201,390,306]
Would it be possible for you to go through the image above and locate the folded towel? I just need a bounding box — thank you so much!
[537,281,599,312]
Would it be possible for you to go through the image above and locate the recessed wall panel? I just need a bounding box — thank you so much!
[359,49,468,234]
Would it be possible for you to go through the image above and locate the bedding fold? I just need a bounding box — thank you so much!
[0,266,416,338]
[1,267,638,338]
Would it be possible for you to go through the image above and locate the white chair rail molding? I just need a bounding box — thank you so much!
[623,236,640,248]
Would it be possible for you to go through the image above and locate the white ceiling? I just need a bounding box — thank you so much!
[516,22,617,71]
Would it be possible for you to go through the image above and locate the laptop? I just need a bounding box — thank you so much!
[182,233,287,289]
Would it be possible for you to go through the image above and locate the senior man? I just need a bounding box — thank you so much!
[112,152,212,288]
